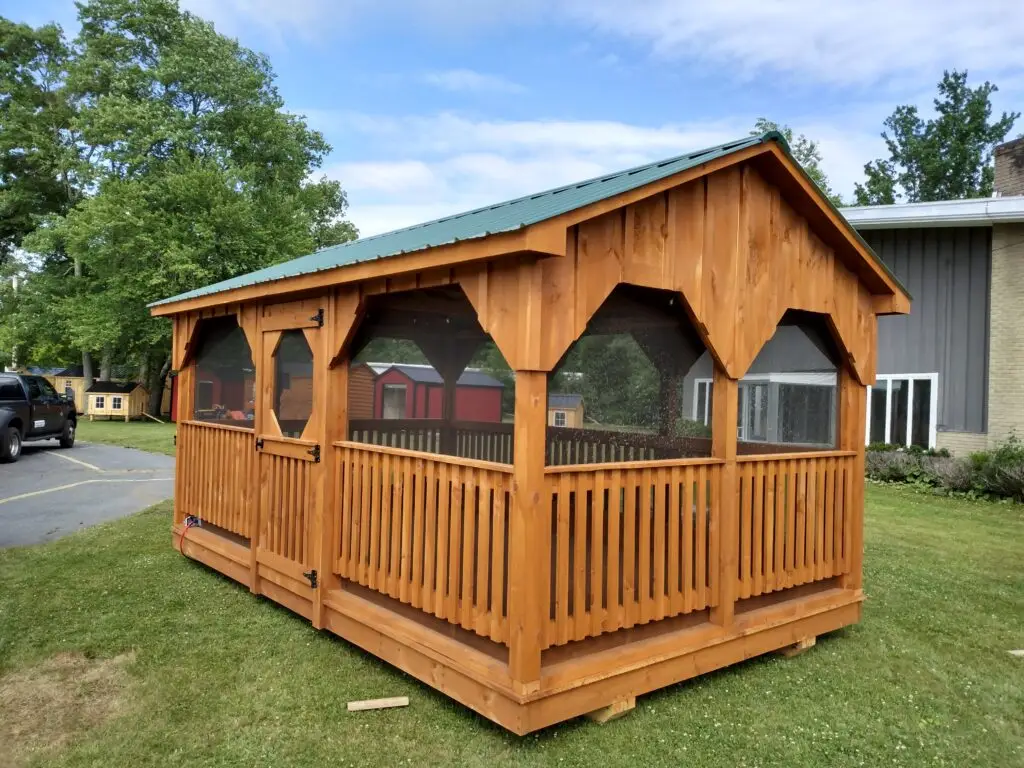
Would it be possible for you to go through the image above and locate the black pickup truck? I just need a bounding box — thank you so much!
[0,373,78,462]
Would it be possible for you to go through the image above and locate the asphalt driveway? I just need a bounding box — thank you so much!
[0,440,174,548]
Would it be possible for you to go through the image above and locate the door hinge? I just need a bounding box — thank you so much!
[255,437,264,450]
[307,444,321,463]
[303,569,318,588]
[310,308,324,327]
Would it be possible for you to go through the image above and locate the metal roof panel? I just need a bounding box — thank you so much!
[151,135,769,307]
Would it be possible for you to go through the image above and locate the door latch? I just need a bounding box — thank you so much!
[303,569,318,588]
[307,444,321,463]
[255,437,264,450]
[309,308,324,327]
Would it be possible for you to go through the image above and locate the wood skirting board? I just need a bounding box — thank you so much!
[171,523,862,735]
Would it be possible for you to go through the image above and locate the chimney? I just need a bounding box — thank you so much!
[994,137,1024,197]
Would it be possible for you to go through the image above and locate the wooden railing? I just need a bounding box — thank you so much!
[542,458,723,648]
[259,452,315,569]
[333,441,513,645]
[735,452,854,598]
[349,418,515,464]
[350,419,445,453]
[348,418,822,467]
[178,420,256,540]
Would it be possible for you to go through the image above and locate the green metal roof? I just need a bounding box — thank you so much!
[151,131,906,307]
[151,134,779,307]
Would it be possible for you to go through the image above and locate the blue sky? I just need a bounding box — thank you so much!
[8,0,1024,236]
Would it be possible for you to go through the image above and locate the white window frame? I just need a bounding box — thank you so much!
[693,379,713,425]
[111,396,123,411]
[553,410,567,427]
[94,395,105,409]
[692,372,838,432]
[381,384,407,420]
[864,373,939,449]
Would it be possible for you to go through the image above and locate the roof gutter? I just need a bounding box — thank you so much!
[841,196,1024,230]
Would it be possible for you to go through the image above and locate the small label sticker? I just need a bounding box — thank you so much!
[34,419,45,428]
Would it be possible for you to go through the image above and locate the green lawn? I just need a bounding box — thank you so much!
[76,419,177,456]
[0,487,1021,767]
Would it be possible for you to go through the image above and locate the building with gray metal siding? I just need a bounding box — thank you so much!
[863,226,990,436]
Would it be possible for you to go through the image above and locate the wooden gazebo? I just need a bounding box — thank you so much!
[152,133,909,734]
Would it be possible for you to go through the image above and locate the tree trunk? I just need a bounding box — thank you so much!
[74,257,94,383]
[100,347,112,381]
[147,355,171,417]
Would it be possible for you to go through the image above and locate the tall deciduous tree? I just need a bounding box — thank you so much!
[0,20,76,267]
[854,70,1019,205]
[751,118,843,207]
[6,0,357,412]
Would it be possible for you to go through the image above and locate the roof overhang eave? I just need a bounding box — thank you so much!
[148,223,566,317]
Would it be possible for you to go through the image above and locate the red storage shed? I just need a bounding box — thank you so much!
[369,363,504,422]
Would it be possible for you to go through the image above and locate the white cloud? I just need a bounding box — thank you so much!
[318,111,891,236]
[564,0,1022,86]
[327,160,438,194]
[321,112,749,235]
[420,69,526,94]
[179,0,336,40]
[181,1,1022,87]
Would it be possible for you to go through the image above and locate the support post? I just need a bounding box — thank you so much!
[508,371,547,692]
[441,374,458,454]
[173,317,196,528]
[838,365,866,592]
[249,303,265,595]
[310,292,346,628]
[710,367,738,627]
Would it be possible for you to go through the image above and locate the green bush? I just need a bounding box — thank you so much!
[969,436,1024,502]
[676,418,712,438]
[867,436,1023,502]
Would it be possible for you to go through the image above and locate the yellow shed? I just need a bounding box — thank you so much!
[86,381,148,421]
[47,367,90,415]
[547,393,584,428]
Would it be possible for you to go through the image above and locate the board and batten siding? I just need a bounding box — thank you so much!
[863,227,990,435]
[681,226,990,438]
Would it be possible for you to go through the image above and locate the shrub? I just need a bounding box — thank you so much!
[868,435,1024,502]
[675,418,712,438]
[969,435,1024,501]
[930,457,975,493]
[866,450,932,484]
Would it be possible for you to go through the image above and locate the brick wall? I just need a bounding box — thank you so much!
[987,222,1024,446]
[936,431,988,456]
[994,138,1024,196]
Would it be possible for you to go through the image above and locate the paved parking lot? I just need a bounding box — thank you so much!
[0,440,174,548]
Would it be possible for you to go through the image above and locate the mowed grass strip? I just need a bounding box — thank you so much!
[75,420,177,456]
[0,486,1021,767]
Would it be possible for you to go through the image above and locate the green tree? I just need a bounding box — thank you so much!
[854,70,1019,204]
[6,0,357,413]
[0,20,77,267]
[752,118,843,207]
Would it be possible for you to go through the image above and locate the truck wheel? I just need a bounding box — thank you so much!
[1,426,21,463]
[59,420,76,449]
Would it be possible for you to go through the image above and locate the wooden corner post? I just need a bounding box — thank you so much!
[508,370,547,692]
[838,365,867,592]
[710,367,738,627]
[172,313,197,528]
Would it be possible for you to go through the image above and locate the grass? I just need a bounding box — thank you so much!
[0,487,1021,767]
[75,419,177,456]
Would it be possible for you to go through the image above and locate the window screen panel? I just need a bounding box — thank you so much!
[192,315,256,427]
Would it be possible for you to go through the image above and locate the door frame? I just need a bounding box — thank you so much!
[251,296,327,606]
